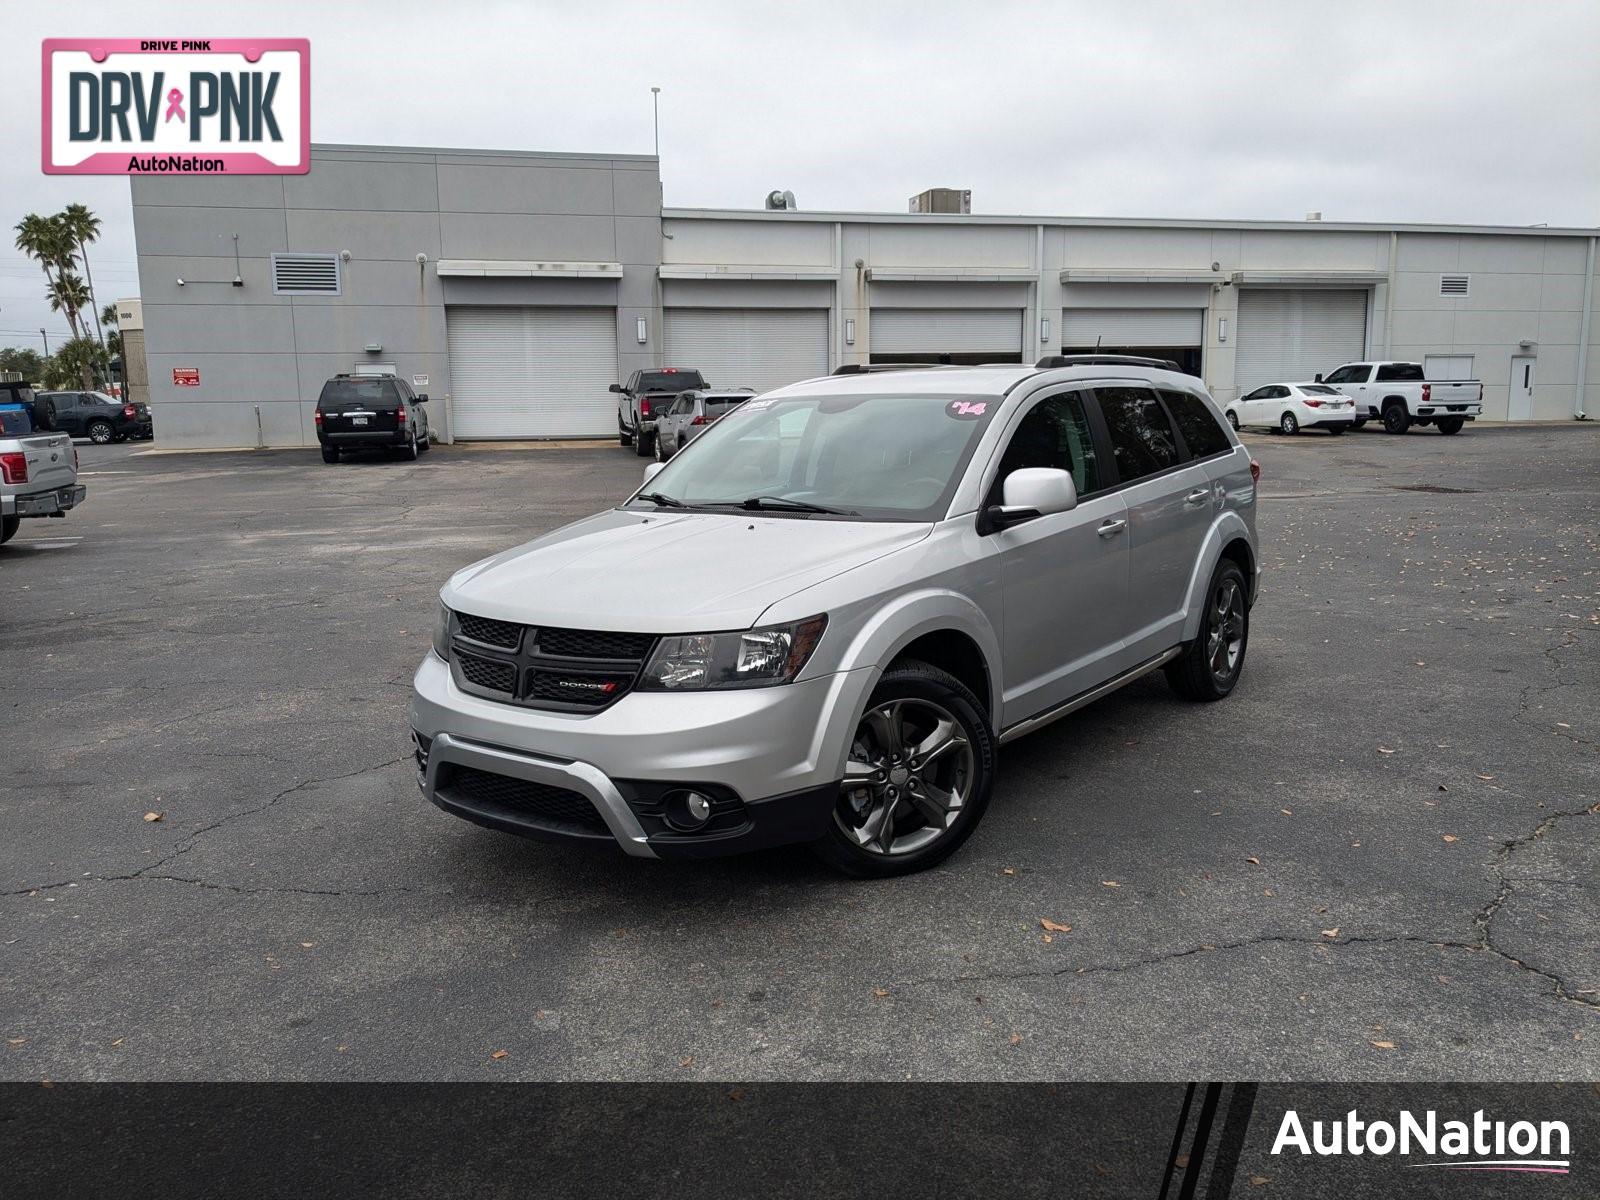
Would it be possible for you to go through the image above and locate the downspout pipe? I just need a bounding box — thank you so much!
[1577,235,1595,420]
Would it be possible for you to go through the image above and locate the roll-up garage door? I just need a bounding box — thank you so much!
[663,308,829,394]
[870,309,1023,358]
[1235,290,1367,392]
[1061,308,1203,347]
[446,307,618,438]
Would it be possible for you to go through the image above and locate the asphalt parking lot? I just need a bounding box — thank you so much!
[3,425,1596,1082]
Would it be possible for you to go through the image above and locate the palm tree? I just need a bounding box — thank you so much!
[60,205,105,348]
[48,271,90,341]
[14,213,65,295]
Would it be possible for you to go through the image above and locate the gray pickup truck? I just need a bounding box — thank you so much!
[1,398,87,546]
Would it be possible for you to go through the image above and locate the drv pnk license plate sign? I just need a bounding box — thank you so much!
[42,38,310,175]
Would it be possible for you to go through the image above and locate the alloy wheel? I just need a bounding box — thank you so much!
[835,698,974,856]
[1207,577,1245,683]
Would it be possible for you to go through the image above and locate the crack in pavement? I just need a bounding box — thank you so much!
[1,754,408,898]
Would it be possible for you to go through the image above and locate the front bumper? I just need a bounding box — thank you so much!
[4,483,86,518]
[408,651,876,858]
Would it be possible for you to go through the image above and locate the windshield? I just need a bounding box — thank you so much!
[318,378,400,407]
[640,370,707,391]
[629,392,998,521]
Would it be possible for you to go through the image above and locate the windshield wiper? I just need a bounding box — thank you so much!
[635,491,687,508]
[737,495,856,516]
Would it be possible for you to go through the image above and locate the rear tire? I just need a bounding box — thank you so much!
[811,661,996,878]
[1226,410,1240,431]
[321,445,339,464]
[1382,401,1410,434]
[88,420,114,445]
[401,430,419,461]
[634,429,654,457]
[1436,417,1464,435]
[0,514,18,545]
[1327,424,1345,435]
[1165,559,1249,702]
[1279,411,1299,435]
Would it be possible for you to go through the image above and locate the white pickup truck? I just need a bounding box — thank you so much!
[1315,361,1483,435]
[1,400,86,545]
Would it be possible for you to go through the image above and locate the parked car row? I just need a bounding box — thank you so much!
[0,401,86,546]
[1226,361,1484,436]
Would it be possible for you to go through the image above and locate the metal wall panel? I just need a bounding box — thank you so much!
[1060,307,1203,347]
[446,307,618,438]
[869,308,1023,353]
[663,308,828,393]
[1235,289,1368,390]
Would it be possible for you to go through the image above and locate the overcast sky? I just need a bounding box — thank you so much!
[5,0,1598,350]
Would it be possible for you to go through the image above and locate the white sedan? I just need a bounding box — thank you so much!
[1225,382,1360,436]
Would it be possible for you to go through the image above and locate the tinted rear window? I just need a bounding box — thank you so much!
[1376,363,1424,382]
[0,408,34,436]
[1159,390,1232,458]
[1299,384,1340,396]
[640,370,706,391]
[705,396,750,416]
[318,378,400,407]
[1095,386,1181,482]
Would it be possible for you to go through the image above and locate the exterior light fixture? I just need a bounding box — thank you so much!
[1218,317,1228,343]
[364,343,383,354]
[1039,315,1050,343]
[636,317,648,344]
[845,318,856,346]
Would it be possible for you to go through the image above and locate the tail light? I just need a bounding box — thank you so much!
[395,407,407,426]
[0,452,26,485]
[690,415,707,426]
[313,409,323,425]
[1302,399,1322,408]
[639,397,653,417]
[1422,383,1432,403]
[123,404,137,419]
[1249,459,1260,484]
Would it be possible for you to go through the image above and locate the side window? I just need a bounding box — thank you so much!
[1375,363,1423,382]
[1322,367,1347,385]
[1094,386,1181,482]
[1160,390,1232,457]
[1241,387,1266,402]
[990,391,1102,499]
[1270,385,1290,399]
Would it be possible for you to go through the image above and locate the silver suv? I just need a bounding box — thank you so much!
[410,360,1260,876]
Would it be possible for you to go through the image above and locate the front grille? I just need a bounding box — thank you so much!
[447,615,657,712]
[535,627,656,660]
[436,764,607,833]
[457,651,517,693]
[456,612,521,649]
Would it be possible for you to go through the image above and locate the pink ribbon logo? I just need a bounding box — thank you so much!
[164,88,185,123]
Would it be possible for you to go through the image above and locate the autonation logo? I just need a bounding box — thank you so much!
[1273,1108,1571,1175]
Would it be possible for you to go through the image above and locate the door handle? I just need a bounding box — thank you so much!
[1184,488,1210,506]
[1097,518,1127,538]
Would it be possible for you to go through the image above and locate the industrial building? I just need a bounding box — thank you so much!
[129,144,1599,447]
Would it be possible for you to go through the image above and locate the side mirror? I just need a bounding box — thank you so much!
[642,462,665,483]
[1313,373,1324,383]
[981,468,1077,533]
[609,384,624,394]
[415,394,429,403]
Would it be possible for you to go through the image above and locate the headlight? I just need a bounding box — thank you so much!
[432,601,451,659]
[639,615,827,690]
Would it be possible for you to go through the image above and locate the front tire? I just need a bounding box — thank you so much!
[1165,559,1249,702]
[1351,417,1369,430]
[811,661,996,878]
[1436,417,1464,435]
[654,433,667,462]
[1279,411,1299,435]
[1327,423,1346,435]
[1382,401,1411,434]
[88,420,114,445]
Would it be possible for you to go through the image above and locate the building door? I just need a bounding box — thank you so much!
[445,307,619,438]
[1508,355,1536,421]
[868,309,1023,364]
[1060,307,1205,376]
[663,308,828,394]
[1235,290,1368,392]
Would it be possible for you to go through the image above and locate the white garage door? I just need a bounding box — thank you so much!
[1235,290,1367,392]
[446,307,618,438]
[870,309,1023,356]
[664,308,829,394]
[1061,308,1203,347]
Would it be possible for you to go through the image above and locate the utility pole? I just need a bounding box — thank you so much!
[40,328,49,356]
[650,86,661,159]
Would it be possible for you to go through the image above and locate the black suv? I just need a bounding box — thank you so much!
[314,375,433,462]
[36,391,153,443]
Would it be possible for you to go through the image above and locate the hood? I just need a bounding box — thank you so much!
[444,508,931,633]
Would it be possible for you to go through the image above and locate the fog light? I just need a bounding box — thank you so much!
[664,790,714,832]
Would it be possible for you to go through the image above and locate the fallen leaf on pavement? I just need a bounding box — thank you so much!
[1001,867,1015,876]
[7,1038,24,1046]
[1250,1175,1271,1187]
[1442,835,1459,843]
[679,1056,694,1068]
[1377,747,1396,755]
[1100,880,1122,888]
[1040,918,1072,933]
[142,811,163,823]
[1175,1154,1189,1169]
[872,988,889,999]
[1476,773,1495,781]
[490,1050,508,1060]
[1370,1040,1395,1050]
[1246,856,1260,865]
[728,1088,745,1101]
[1321,928,1340,939]
[1009,1032,1022,1046]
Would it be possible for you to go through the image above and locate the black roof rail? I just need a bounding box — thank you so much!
[830,363,971,375]
[1035,354,1183,372]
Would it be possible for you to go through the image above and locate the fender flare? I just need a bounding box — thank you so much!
[833,589,1004,729]
[1179,512,1255,643]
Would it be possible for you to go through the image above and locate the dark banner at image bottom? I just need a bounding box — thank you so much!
[3,1082,1595,1198]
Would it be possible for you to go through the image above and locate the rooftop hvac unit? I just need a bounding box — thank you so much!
[910,188,972,214]
[765,190,798,210]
